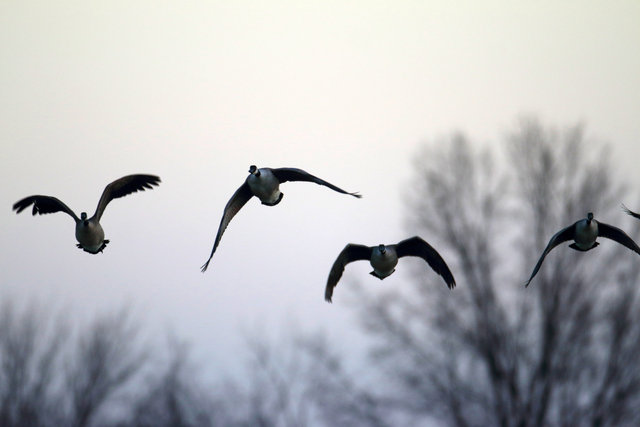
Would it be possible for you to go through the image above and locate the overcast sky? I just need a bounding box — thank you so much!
[1,1,639,377]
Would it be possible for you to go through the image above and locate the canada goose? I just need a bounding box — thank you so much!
[525,212,640,287]
[13,174,160,254]
[201,165,361,272]
[324,236,456,303]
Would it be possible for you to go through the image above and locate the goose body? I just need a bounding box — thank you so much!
[572,216,599,250]
[201,165,361,272]
[13,174,160,254]
[76,214,107,253]
[325,236,456,302]
[246,167,282,206]
[525,212,640,287]
[370,244,399,279]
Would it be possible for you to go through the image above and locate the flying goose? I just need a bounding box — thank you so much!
[324,236,456,302]
[201,165,361,272]
[13,174,161,254]
[525,212,640,287]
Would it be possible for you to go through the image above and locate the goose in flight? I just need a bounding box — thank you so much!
[525,212,640,287]
[324,236,456,302]
[201,165,361,272]
[13,174,161,254]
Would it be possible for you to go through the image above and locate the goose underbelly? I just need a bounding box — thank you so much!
[257,189,282,205]
[76,222,105,250]
[248,173,281,205]
[370,250,399,278]
[574,220,598,249]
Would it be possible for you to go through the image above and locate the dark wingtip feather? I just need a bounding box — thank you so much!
[621,203,640,219]
[200,260,211,273]
[147,175,162,186]
[324,291,333,303]
[12,199,29,214]
[136,175,161,191]
[12,198,41,215]
[350,192,363,198]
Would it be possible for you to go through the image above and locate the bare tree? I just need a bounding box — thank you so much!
[306,118,640,426]
[62,307,148,427]
[300,331,395,427]
[232,330,315,427]
[0,298,317,427]
[0,299,67,427]
[127,337,230,427]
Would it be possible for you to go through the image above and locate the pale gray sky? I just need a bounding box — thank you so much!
[1,1,639,375]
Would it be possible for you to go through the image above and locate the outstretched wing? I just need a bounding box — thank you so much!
[94,174,161,221]
[13,195,79,222]
[525,223,576,287]
[598,221,640,255]
[201,182,254,272]
[621,204,640,220]
[395,236,456,289]
[271,168,362,198]
[325,244,372,302]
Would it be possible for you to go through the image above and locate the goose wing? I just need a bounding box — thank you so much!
[325,244,372,302]
[94,174,160,221]
[271,168,361,198]
[201,182,254,272]
[597,221,640,255]
[621,204,640,220]
[525,223,576,287]
[395,236,456,289]
[13,195,79,222]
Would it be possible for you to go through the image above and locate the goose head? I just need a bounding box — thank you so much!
[587,212,594,223]
[80,212,89,225]
[378,244,386,255]
[248,165,261,177]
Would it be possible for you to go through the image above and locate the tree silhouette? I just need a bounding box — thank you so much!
[128,338,227,427]
[0,298,315,427]
[0,301,224,427]
[64,308,148,427]
[0,300,67,427]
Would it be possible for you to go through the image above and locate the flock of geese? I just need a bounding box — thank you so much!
[12,167,640,302]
